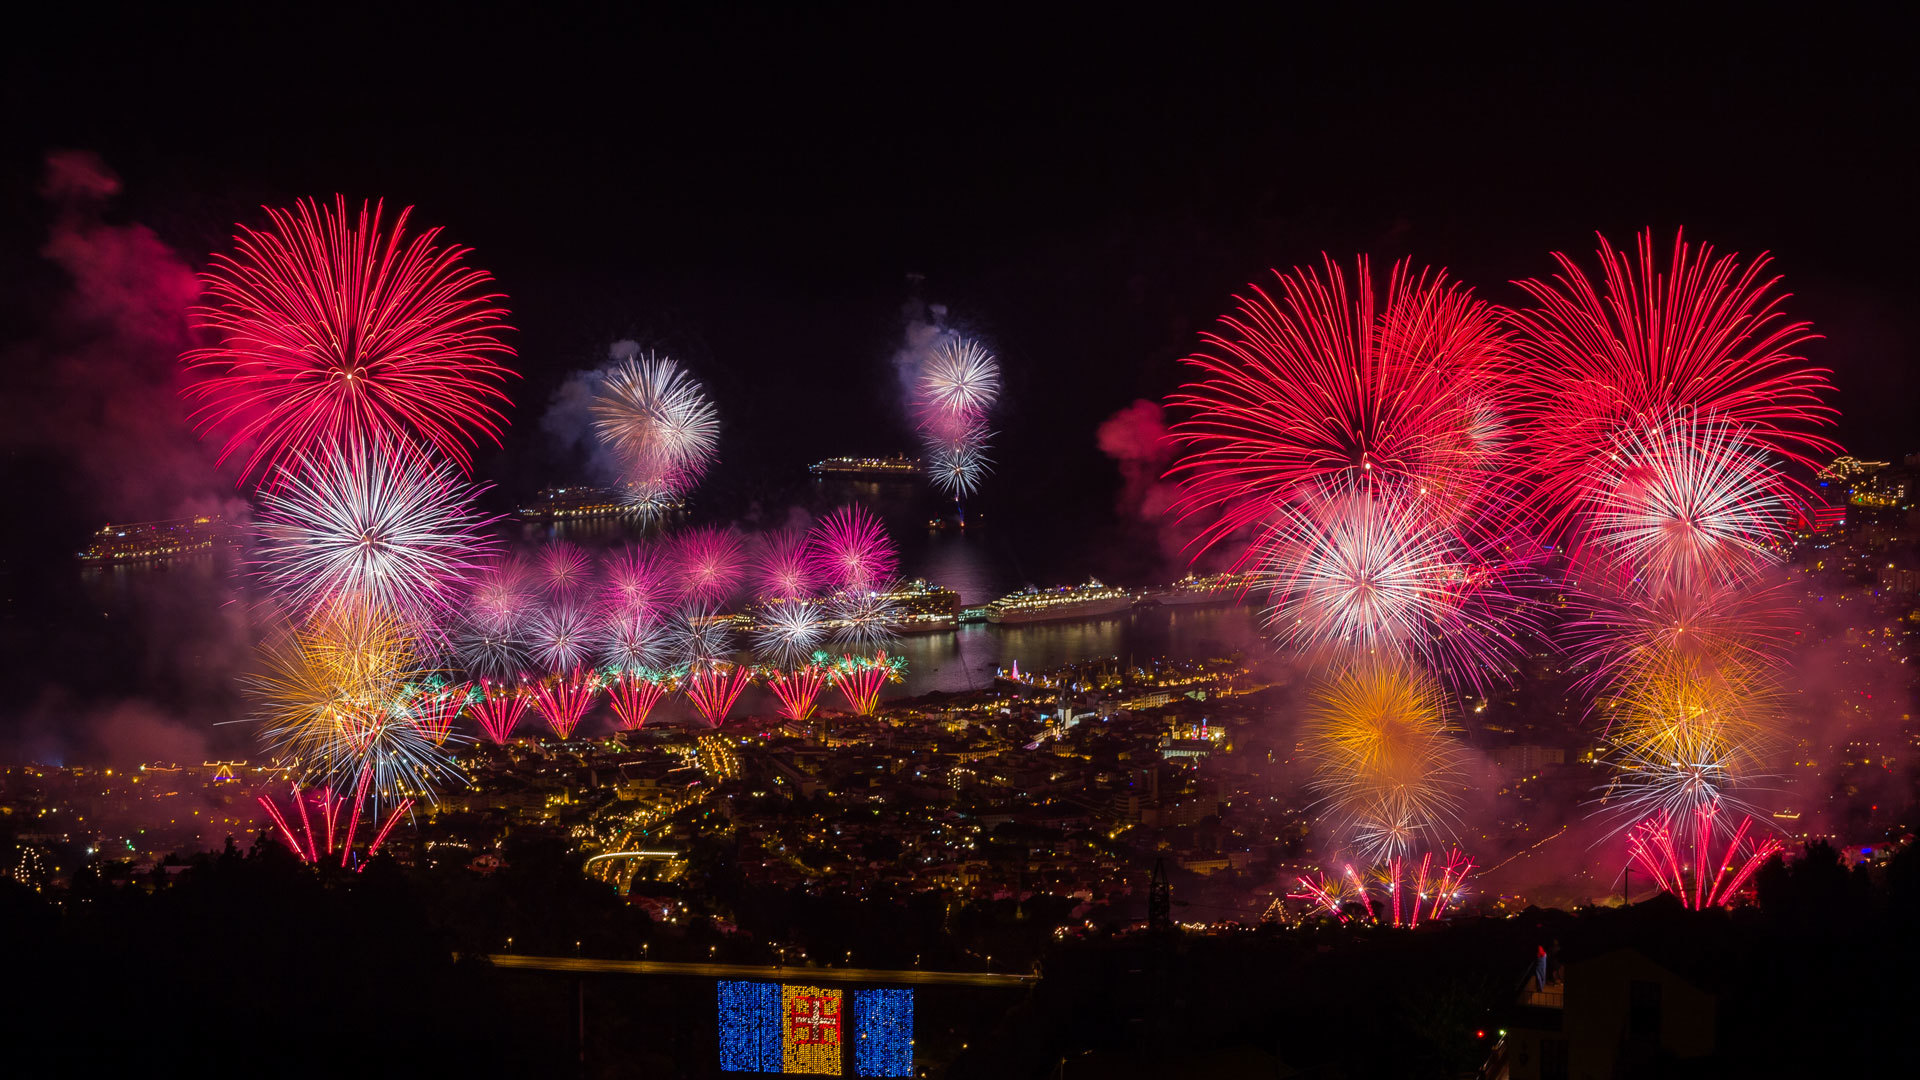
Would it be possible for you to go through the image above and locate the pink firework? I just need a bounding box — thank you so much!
[609,670,675,730]
[529,668,602,740]
[470,556,536,632]
[470,679,531,744]
[1289,849,1476,927]
[603,544,671,616]
[538,541,595,599]
[763,663,830,722]
[1625,801,1781,909]
[257,783,412,868]
[1509,229,1835,536]
[1169,257,1517,558]
[754,527,820,600]
[684,660,751,726]
[402,682,470,745]
[828,652,904,716]
[183,196,516,487]
[808,505,898,592]
[671,526,746,605]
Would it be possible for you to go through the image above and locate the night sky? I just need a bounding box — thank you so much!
[2,6,1915,759]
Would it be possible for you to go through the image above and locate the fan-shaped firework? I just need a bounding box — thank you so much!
[529,667,601,739]
[752,600,828,669]
[597,609,667,672]
[400,680,470,745]
[470,680,531,744]
[608,669,675,729]
[671,526,746,605]
[1582,413,1789,588]
[1170,258,1516,556]
[254,440,498,621]
[529,603,599,671]
[1509,229,1835,534]
[183,196,516,486]
[809,505,898,592]
[1302,664,1468,861]
[590,351,720,512]
[1290,849,1476,927]
[828,652,906,716]
[763,661,830,722]
[258,783,413,868]
[1249,481,1536,686]
[537,541,595,599]
[603,544,671,616]
[754,528,820,600]
[684,660,751,726]
[828,588,902,652]
[1625,801,1782,909]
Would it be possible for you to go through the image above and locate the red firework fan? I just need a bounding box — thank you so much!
[685,660,751,726]
[1625,802,1781,909]
[1508,229,1835,535]
[529,668,602,740]
[470,681,531,744]
[609,670,674,729]
[763,664,830,721]
[1169,257,1517,557]
[183,197,517,486]
[402,682,470,745]
[257,783,412,869]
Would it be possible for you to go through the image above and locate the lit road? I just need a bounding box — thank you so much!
[482,953,1037,988]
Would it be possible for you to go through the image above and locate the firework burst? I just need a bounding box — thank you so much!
[753,528,819,601]
[597,609,667,672]
[752,600,828,669]
[603,544,671,616]
[537,541,595,599]
[828,588,902,652]
[183,196,515,485]
[809,505,898,592]
[671,526,746,606]
[254,439,498,621]
[529,603,599,672]
[1302,664,1468,861]
[590,351,719,512]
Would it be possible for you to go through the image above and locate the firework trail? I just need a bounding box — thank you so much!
[1169,258,1518,556]
[671,526,746,606]
[590,351,719,514]
[470,680,531,744]
[754,527,820,601]
[1508,229,1835,536]
[684,660,751,726]
[829,652,905,716]
[752,599,829,669]
[529,667,602,740]
[809,505,899,592]
[911,337,999,502]
[1301,663,1468,861]
[183,196,516,486]
[254,439,499,621]
[763,661,830,722]
[608,669,675,730]
[1624,801,1781,909]
[258,782,413,867]
[529,602,599,671]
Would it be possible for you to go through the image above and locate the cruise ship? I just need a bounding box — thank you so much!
[516,485,685,521]
[985,579,1135,625]
[1142,570,1250,607]
[78,515,234,564]
[809,453,923,479]
[881,578,962,631]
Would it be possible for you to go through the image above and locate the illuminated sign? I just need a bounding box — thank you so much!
[718,981,912,1076]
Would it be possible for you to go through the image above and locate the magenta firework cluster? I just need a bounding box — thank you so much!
[1168,230,1835,913]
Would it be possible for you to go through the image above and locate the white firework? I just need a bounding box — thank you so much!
[590,352,720,508]
[529,603,598,671]
[752,600,828,668]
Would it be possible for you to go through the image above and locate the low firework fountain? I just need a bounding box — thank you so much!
[401,681,470,745]
[470,679,530,744]
[257,783,413,869]
[829,652,905,716]
[608,669,675,730]
[1625,801,1782,909]
[530,667,602,740]
[685,660,751,726]
[764,662,830,722]
[1289,848,1477,927]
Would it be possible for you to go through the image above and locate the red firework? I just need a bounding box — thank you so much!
[1508,229,1836,536]
[1625,802,1782,910]
[763,664,830,721]
[1288,849,1476,927]
[609,670,674,729]
[808,505,899,591]
[1169,258,1517,557]
[183,196,516,486]
[684,660,751,726]
[402,682,470,745]
[529,668,602,740]
[470,679,531,744]
[257,783,412,868]
[671,526,747,605]
[828,652,902,716]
